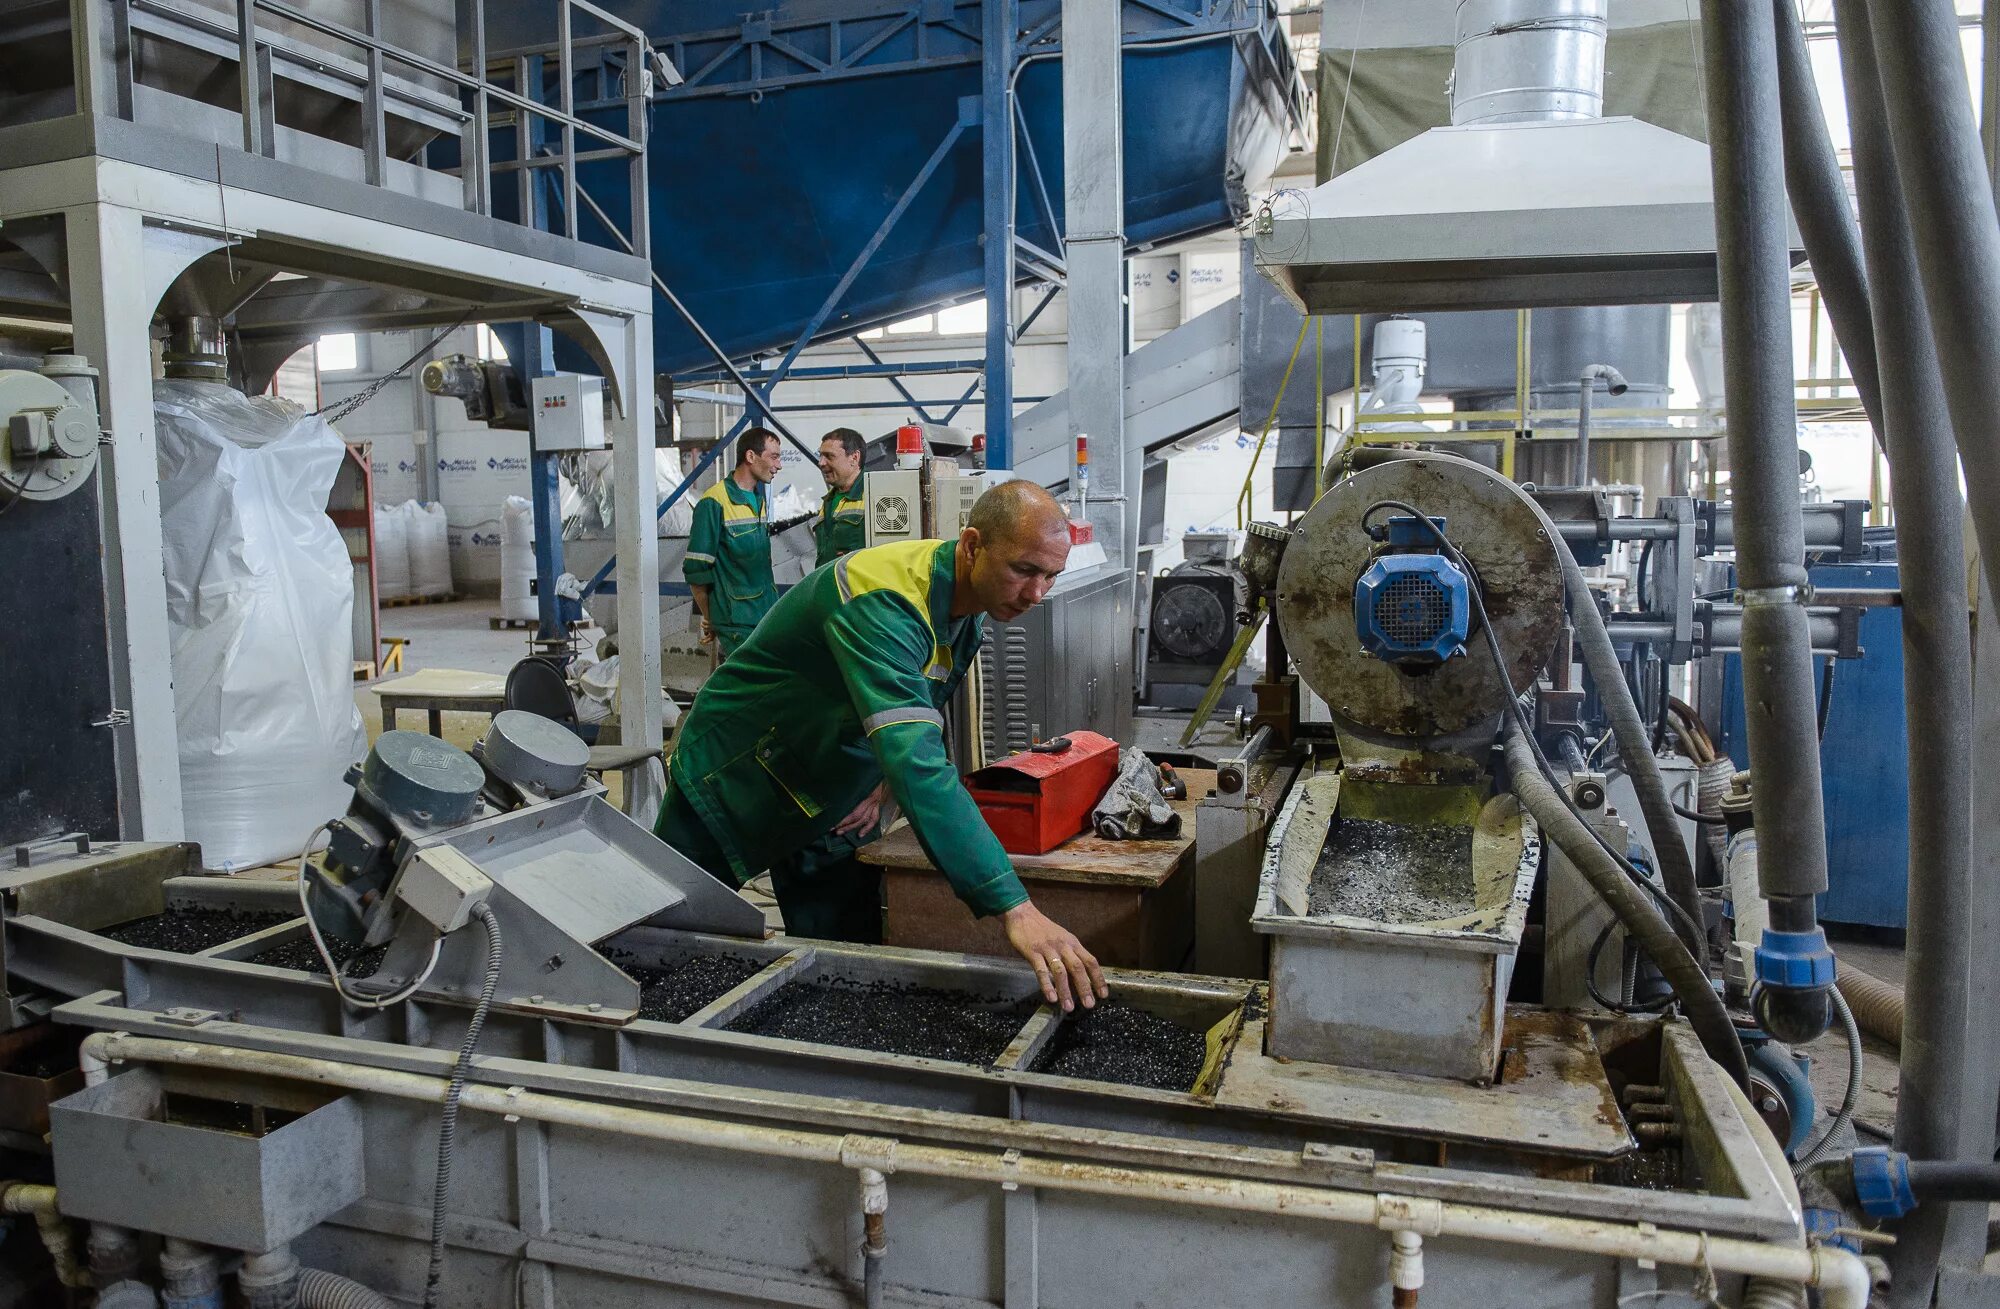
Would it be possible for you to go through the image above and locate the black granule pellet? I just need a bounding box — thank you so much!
[250,936,389,979]
[1031,1001,1210,1092]
[1307,818,1475,922]
[728,979,1034,1064]
[101,907,292,953]
[626,955,768,1023]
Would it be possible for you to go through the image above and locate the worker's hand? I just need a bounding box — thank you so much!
[833,783,888,837]
[697,616,715,645]
[1002,901,1108,1012]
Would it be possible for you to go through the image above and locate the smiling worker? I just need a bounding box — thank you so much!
[655,479,1109,1010]
[685,426,782,659]
[815,427,868,565]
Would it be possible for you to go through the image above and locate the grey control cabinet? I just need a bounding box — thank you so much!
[978,566,1133,758]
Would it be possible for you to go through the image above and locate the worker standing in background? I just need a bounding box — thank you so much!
[767,426,879,941]
[815,427,868,565]
[684,427,782,659]
[655,480,1109,1011]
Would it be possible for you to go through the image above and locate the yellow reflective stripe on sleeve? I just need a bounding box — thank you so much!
[834,555,854,602]
[863,706,945,734]
[684,551,716,564]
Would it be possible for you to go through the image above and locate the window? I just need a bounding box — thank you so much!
[474,323,509,363]
[935,299,986,335]
[857,327,885,340]
[317,333,358,373]
[887,312,935,335]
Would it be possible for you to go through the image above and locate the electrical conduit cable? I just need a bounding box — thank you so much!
[1792,986,1862,1171]
[1503,721,1750,1088]
[423,902,503,1309]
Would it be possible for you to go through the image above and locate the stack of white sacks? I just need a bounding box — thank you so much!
[371,499,452,601]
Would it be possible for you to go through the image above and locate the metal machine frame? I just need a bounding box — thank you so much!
[0,0,667,836]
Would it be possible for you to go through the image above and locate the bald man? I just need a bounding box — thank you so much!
[655,480,1109,1010]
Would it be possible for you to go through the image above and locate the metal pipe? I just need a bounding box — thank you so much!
[859,1167,888,1309]
[1451,0,1608,125]
[0,1183,85,1289]
[1771,0,1885,441]
[1831,3,1979,1297]
[78,1034,1874,1307]
[1573,363,1628,485]
[1697,0,1835,1044]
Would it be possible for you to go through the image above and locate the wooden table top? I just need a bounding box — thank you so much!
[374,668,509,703]
[860,767,1212,890]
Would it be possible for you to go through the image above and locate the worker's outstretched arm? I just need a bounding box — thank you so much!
[825,596,1106,1009]
[684,496,721,642]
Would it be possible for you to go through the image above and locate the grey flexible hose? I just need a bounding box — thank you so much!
[1741,1277,1807,1309]
[1504,721,1750,1088]
[1546,528,1708,959]
[423,904,504,1309]
[297,1268,398,1309]
[1793,985,1862,1171]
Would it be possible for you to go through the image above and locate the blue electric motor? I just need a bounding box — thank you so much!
[1354,516,1472,666]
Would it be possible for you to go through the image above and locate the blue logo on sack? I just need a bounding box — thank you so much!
[471,531,502,546]
[486,456,529,473]
[439,457,477,473]
[398,460,416,473]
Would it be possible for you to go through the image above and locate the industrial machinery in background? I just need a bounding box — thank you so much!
[1144,531,1253,704]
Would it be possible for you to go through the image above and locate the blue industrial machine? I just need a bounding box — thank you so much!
[1716,554,1910,929]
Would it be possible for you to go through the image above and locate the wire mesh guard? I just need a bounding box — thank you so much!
[1377,572,1453,649]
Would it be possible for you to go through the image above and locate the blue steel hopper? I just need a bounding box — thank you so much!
[471,0,1305,378]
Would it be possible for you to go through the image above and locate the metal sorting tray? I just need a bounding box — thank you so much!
[1251,768,1540,1082]
[672,940,1249,1095]
[51,1067,364,1252]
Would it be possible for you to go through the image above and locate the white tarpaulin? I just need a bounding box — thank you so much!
[155,381,368,871]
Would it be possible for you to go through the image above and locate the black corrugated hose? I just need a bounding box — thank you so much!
[423,903,503,1309]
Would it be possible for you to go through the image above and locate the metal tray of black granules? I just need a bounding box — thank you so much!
[1251,766,1539,1083]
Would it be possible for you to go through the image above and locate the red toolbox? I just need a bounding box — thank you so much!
[966,731,1121,855]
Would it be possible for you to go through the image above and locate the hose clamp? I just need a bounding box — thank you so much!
[1737,583,1811,609]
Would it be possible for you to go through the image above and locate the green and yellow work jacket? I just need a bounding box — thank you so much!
[663,538,1027,918]
[684,477,777,650]
[815,478,868,566]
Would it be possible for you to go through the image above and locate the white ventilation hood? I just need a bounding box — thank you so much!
[1253,113,1796,314]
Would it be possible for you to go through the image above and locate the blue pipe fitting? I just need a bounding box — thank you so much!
[1850,1147,1916,1220]
[1754,926,1837,989]
[1803,1205,1861,1253]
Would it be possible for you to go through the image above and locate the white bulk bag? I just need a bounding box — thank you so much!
[373,502,411,601]
[408,499,453,598]
[500,494,537,622]
[154,380,368,872]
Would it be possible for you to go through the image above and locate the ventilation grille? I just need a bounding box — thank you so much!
[1377,573,1451,647]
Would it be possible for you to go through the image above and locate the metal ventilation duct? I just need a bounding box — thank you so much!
[1254,0,1793,314]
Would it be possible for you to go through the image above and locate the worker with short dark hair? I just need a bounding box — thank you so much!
[815,427,868,566]
[656,480,1109,1011]
[685,426,782,658]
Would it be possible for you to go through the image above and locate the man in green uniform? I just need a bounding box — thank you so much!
[656,480,1109,1011]
[815,427,868,564]
[685,426,782,658]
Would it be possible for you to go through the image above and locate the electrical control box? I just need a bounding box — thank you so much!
[864,469,923,546]
[929,467,1001,538]
[530,373,606,451]
[393,845,495,934]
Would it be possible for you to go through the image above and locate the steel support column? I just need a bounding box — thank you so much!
[596,309,663,818]
[1062,0,1128,560]
[64,205,188,841]
[982,0,1017,466]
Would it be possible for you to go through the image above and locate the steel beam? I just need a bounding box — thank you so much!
[1062,0,1128,558]
[63,206,186,841]
[982,0,1017,465]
